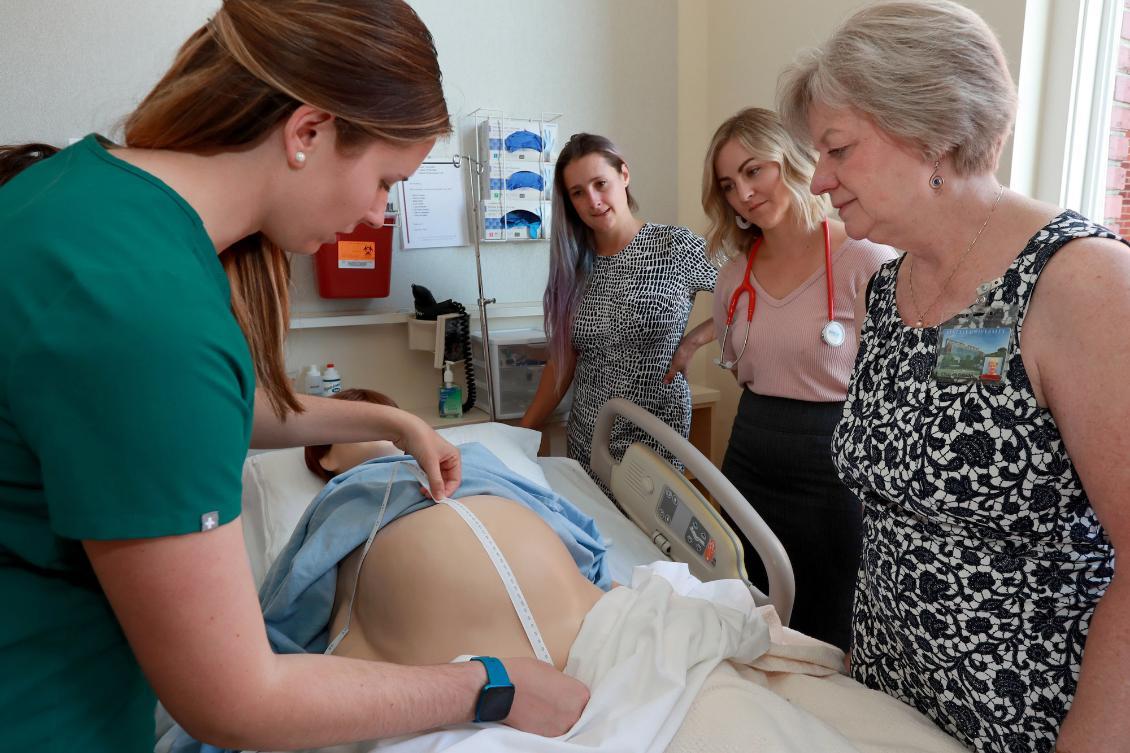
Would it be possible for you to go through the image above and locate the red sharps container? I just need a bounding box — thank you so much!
[313,214,396,298]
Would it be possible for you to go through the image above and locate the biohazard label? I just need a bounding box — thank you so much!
[338,240,376,269]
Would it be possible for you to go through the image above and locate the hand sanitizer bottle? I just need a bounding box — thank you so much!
[438,360,463,418]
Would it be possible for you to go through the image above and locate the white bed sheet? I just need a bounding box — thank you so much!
[234,564,965,753]
[537,456,668,585]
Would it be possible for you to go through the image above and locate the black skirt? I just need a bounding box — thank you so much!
[720,390,861,651]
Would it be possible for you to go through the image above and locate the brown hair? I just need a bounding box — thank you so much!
[304,388,400,481]
[0,144,60,187]
[544,133,637,385]
[1,0,451,419]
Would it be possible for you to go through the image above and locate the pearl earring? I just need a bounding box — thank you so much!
[734,213,752,230]
[929,160,943,190]
[294,151,306,164]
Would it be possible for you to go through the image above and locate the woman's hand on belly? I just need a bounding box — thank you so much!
[496,656,590,736]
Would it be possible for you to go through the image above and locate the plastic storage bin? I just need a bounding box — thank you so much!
[479,201,551,241]
[471,329,572,420]
[313,214,396,298]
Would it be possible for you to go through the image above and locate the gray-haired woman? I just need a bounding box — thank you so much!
[778,1,1128,751]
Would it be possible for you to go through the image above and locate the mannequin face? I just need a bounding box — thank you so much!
[562,153,634,236]
[320,440,403,476]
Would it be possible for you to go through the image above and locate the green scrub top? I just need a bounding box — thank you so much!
[0,135,254,751]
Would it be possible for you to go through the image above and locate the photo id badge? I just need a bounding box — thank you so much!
[934,312,1015,384]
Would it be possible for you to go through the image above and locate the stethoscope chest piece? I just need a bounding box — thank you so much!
[717,219,845,369]
[821,320,846,348]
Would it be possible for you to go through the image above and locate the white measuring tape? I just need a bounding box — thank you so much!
[403,463,554,665]
[435,496,554,665]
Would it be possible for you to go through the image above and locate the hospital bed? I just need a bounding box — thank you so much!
[160,399,968,753]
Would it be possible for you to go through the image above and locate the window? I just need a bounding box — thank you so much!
[1012,0,1123,227]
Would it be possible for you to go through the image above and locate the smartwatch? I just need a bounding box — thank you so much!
[469,656,515,723]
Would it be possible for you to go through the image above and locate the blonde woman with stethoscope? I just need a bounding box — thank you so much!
[701,108,896,650]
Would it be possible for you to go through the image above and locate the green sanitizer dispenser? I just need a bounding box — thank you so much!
[439,360,463,418]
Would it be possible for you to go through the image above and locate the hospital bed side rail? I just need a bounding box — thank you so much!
[590,397,795,624]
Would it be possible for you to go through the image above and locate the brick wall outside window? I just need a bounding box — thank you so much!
[1104,2,1130,235]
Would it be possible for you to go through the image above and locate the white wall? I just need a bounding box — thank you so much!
[286,0,681,319]
[1,1,222,143]
[1,0,1038,439]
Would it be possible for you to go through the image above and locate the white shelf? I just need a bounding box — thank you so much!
[290,311,410,329]
[289,302,544,330]
[690,383,721,407]
[467,302,543,322]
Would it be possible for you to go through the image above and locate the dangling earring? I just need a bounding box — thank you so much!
[294,151,307,166]
[929,160,943,190]
[734,213,752,230]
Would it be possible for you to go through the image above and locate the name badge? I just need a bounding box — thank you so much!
[933,280,1019,384]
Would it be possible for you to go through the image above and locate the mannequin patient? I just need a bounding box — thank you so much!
[304,389,604,671]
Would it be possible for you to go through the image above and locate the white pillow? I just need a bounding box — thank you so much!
[435,422,549,489]
[240,423,549,586]
[240,447,323,588]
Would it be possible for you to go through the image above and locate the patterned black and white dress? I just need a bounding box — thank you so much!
[833,211,1117,752]
[568,223,717,488]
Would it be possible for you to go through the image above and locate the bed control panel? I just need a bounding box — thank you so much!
[611,442,747,584]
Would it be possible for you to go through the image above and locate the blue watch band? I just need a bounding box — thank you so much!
[469,656,515,723]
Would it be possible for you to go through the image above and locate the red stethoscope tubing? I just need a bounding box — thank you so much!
[821,219,834,326]
[725,235,762,326]
[721,218,837,359]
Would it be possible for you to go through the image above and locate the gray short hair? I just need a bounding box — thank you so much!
[777,0,1017,176]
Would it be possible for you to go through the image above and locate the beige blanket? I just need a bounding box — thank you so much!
[204,564,967,753]
[669,607,967,752]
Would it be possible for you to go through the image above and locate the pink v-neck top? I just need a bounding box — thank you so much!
[711,237,897,402]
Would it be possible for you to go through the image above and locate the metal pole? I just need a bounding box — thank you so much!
[456,153,497,421]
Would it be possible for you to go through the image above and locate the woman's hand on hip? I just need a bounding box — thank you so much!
[664,318,716,384]
[663,341,695,384]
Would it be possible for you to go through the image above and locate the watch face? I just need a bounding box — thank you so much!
[477,684,515,722]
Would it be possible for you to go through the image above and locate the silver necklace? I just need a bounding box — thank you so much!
[908,184,1005,327]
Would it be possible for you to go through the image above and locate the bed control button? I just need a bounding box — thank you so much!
[652,533,672,556]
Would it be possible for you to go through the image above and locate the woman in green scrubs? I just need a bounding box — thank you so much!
[0,2,588,751]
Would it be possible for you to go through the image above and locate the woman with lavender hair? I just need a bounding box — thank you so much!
[520,133,716,488]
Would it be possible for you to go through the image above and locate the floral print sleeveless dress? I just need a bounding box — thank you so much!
[833,211,1117,752]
